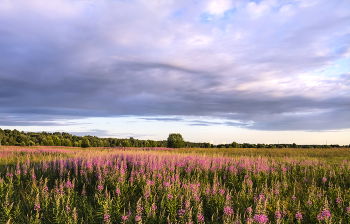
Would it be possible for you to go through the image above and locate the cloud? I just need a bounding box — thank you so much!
[0,0,349,132]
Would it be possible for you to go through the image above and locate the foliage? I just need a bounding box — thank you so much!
[1,147,350,223]
[167,133,184,148]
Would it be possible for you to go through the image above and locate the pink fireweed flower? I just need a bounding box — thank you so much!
[197,214,205,222]
[247,207,253,213]
[43,187,49,193]
[121,215,128,221]
[167,194,173,200]
[104,214,110,222]
[152,205,157,210]
[296,212,303,220]
[129,177,134,182]
[34,204,41,211]
[97,185,103,192]
[219,189,225,195]
[116,188,121,196]
[307,200,312,205]
[254,214,268,223]
[119,177,124,182]
[275,211,281,219]
[178,209,185,217]
[322,177,327,182]
[135,215,141,222]
[292,195,297,200]
[274,189,279,195]
[184,200,191,210]
[317,210,331,221]
[336,198,342,204]
[223,206,234,216]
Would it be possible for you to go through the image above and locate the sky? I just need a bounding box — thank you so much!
[0,0,349,145]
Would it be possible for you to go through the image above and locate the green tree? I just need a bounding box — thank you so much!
[0,133,3,146]
[167,133,184,148]
[149,140,157,147]
[231,141,238,148]
[97,140,104,147]
[64,139,72,147]
[122,140,131,147]
[46,136,54,146]
[52,135,61,146]
[81,137,91,148]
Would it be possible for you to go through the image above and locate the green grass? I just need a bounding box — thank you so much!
[172,147,350,165]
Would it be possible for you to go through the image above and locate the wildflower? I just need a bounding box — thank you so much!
[197,214,205,222]
[97,185,103,192]
[292,195,297,200]
[254,214,268,223]
[168,194,173,200]
[116,188,121,196]
[178,209,185,217]
[135,215,141,222]
[275,211,281,219]
[121,215,128,221]
[34,204,41,211]
[104,214,110,222]
[336,198,342,204]
[223,206,234,216]
[322,177,327,182]
[296,212,303,220]
[307,200,312,205]
[247,207,253,213]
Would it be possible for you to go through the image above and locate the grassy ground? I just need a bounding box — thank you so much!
[173,147,350,165]
[1,146,349,165]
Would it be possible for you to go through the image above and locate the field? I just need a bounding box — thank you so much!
[1,146,350,223]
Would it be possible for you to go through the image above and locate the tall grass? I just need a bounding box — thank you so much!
[0,146,350,223]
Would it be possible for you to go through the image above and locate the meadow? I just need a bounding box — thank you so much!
[0,146,350,223]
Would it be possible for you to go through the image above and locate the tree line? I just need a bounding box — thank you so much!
[0,129,210,148]
[0,128,348,148]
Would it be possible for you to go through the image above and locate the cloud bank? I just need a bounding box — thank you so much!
[0,0,349,131]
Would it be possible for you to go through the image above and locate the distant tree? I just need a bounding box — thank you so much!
[97,140,104,147]
[64,139,72,147]
[28,140,35,146]
[231,142,238,148]
[81,137,91,148]
[46,136,54,146]
[52,135,61,146]
[20,141,26,146]
[0,132,3,146]
[122,140,131,147]
[257,144,265,148]
[144,141,151,147]
[167,133,184,148]
[74,141,80,147]
[292,143,297,148]
[148,140,157,147]
[103,140,110,147]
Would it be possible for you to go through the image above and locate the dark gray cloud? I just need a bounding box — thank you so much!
[0,0,349,131]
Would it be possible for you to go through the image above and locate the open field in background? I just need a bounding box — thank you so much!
[173,148,350,165]
[1,146,350,223]
[2,146,350,165]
